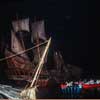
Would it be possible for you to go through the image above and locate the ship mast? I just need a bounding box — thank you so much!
[16,14,25,50]
[31,19,47,65]
[34,17,41,62]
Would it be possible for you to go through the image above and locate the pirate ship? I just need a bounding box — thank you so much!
[0,17,83,99]
[0,17,68,88]
[0,37,51,100]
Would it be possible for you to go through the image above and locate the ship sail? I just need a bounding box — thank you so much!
[31,20,47,65]
[11,30,29,60]
[4,18,33,80]
[12,18,30,32]
[31,20,46,42]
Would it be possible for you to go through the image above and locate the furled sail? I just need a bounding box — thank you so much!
[12,18,30,32]
[11,30,29,60]
[4,18,33,81]
[31,20,46,42]
[12,18,33,61]
[31,20,47,65]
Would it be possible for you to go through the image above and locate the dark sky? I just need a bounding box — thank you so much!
[0,0,90,76]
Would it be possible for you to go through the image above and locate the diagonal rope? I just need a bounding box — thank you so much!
[34,45,49,86]
[0,40,48,62]
[30,37,51,87]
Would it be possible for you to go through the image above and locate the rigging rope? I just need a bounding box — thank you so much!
[0,40,48,62]
[30,37,51,87]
